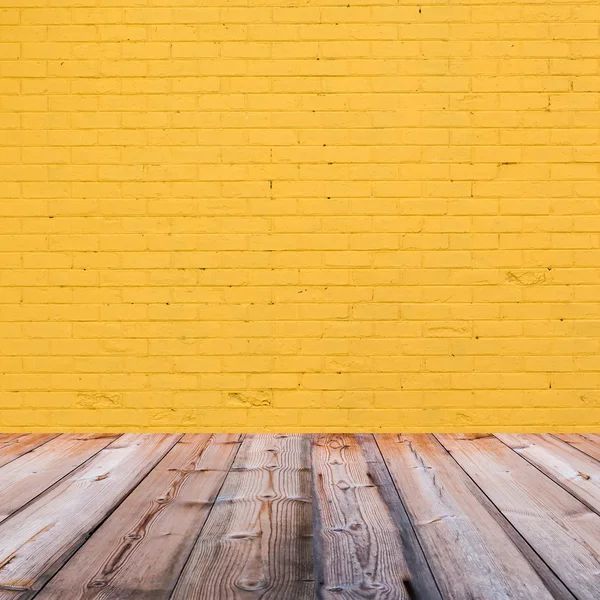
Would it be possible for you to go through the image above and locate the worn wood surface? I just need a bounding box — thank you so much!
[35,434,243,600]
[498,433,600,514]
[357,434,442,600]
[438,434,600,600]
[584,434,600,444]
[312,434,410,600]
[0,434,180,600]
[0,434,118,524]
[377,434,556,600]
[171,434,313,600]
[0,433,599,599]
[555,433,600,463]
[0,435,57,469]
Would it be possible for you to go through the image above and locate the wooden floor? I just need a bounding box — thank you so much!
[0,434,599,599]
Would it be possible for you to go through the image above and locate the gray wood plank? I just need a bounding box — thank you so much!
[34,434,242,600]
[0,434,180,600]
[171,434,313,600]
[356,434,442,600]
[438,434,600,600]
[312,434,410,600]
[377,434,556,600]
[0,434,119,524]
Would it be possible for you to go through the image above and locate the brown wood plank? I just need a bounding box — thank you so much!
[438,434,600,600]
[356,434,442,600]
[0,434,119,524]
[377,434,557,600]
[0,435,18,446]
[33,434,243,600]
[0,434,180,600]
[555,434,600,463]
[0,435,58,469]
[498,434,600,514]
[171,434,313,600]
[312,434,410,600]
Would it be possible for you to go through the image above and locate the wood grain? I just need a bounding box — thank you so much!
[377,434,555,600]
[555,434,600,463]
[438,434,600,600]
[498,433,600,514]
[0,434,180,600]
[171,434,313,600]
[34,434,243,600]
[312,434,410,600]
[0,435,18,447]
[356,434,442,600]
[0,432,598,599]
[0,434,118,524]
[0,435,58,469]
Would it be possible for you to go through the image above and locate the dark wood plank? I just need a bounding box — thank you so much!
[377,434,556,599]
[555,434,600,463]
[34,434,243,600]
[312,434,410,600]
[356,434,442,600]
[171,434,313,600]
[0,435,58,469]
[0,434,180,600]
[498,434,600,514]
[0,434,119,524]
[438,434,600,600]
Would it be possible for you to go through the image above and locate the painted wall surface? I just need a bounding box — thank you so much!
[1,1,599,432]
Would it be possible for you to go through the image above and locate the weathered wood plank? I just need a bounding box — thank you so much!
[377,434,556,600]
[312,434,410,600]
[356,435,442,600]
[171,434,313,600]
[34,434,243,600]
[0,434,119,524]
[555,434,600,463]
[438,434,600,600]
[498,433,600,514]
[0,434,180,600]
[0,435,58,469]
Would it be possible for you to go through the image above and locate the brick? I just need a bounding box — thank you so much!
[0,0,598,432]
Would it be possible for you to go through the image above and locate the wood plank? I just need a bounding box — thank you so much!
[497,433,600,514]
[356,434,442,600]
[312,434,410,600]
[0,435,58,469]
[438,434,600,600]
[171,434,313,600]
[377,434,557,600]
[34,434,243,600]
[0,434,119,524]
[555,434,600,463]
[0,434,180,600]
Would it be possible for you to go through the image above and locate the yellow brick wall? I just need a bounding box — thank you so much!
[1,1,599,432]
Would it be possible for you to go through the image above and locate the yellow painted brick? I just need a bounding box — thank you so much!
[1,1,599,432]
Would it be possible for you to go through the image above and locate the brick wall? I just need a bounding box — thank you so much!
[1,1,599,432]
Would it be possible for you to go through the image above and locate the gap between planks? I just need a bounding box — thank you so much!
[437,433,600,600]
[1,433,599,600]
